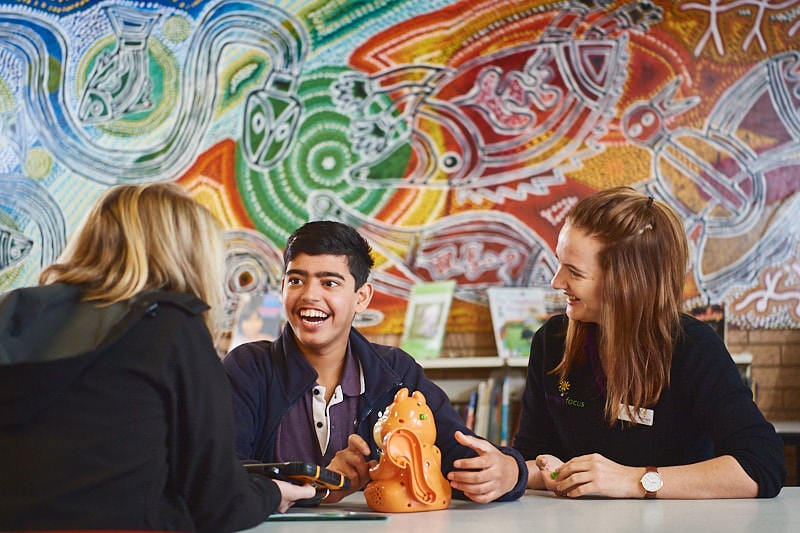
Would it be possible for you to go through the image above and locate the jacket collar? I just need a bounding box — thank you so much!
[274,323,403,400]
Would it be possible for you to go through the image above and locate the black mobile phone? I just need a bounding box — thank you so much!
[245,461,350,491]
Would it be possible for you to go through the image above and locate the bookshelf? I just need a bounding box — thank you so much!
[417,357,527,446]
[420,351,753,398]
[731,351,752,366]
[418,351,754,446]
[366,333,754,445]
[417,356,527,369]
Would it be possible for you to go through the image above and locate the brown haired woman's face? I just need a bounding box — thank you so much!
[551,222,604,324]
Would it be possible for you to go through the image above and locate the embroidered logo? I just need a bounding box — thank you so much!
[546,379,585,408]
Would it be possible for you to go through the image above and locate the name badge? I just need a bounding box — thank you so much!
[617,404,654,426]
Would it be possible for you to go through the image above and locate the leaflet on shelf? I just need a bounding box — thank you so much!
[487,287,563,359]
[400,280,457,359]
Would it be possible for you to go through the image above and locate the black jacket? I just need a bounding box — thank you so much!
[0,283,280,532]
[513,313,786,498]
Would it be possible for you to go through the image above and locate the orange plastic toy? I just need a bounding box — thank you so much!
[364,388,451,512]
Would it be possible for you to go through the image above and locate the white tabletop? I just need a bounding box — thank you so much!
[239,487,800,533]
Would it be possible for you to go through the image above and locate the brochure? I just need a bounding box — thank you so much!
[487,287,563,359]
[400,280,457,359]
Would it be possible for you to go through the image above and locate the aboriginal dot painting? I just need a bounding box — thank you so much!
[1,0,798,340]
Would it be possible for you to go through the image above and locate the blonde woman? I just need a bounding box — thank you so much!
[513,186,785,499]
[0,182,312,532]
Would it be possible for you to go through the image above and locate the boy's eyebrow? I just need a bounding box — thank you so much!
[315,271,347,281]
[285,268,347,281]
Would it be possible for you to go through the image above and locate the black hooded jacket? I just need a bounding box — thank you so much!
[0,283,279,532]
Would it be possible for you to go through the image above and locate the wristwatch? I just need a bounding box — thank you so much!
[640,466,663,499]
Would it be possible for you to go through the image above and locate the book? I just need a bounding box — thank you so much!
[487,287,563,359]
[499,374,511,446]
[487,378,503,444]
[455,373,524,445]
[464,390,478,430]
[473,378,493,439]
[400,280,457,359]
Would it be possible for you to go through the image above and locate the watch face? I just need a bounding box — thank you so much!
[642,472,663,492]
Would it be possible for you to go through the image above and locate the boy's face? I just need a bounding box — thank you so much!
[282,253,373,359]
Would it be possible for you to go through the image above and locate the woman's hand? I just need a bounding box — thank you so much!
[543,453,643,498]
[273,479,317,513]
[533,454,565,493]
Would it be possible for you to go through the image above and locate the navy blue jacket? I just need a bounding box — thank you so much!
[223,325,528,501]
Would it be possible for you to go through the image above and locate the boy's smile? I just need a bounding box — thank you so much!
[282,253,373,360]
[299,308,329,324]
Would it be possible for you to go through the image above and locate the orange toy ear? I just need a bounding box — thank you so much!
[411,390,426,404]
[384,428,437,504]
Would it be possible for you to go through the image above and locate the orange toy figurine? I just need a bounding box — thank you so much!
[364,388,451,512]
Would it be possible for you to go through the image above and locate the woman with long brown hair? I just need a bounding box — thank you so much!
[513,186,785,499]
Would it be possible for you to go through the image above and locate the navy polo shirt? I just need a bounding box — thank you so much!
[273,346,364,464]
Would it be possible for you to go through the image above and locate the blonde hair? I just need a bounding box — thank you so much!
[39,182,226,338]
[553,186,689,424]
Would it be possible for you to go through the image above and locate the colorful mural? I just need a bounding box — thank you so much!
[1,0,799,342]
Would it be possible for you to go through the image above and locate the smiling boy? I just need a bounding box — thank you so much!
[223,221,527,504]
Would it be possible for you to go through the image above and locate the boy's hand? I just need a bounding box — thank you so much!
[447,430,519,503]
[324,434,376,503]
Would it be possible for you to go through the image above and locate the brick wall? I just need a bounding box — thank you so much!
[726,328,800,422]
[726,328,800,486]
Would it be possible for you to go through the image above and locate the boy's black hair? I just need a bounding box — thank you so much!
[283,221,375,288]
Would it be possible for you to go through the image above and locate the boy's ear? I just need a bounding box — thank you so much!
[355,281,374,312]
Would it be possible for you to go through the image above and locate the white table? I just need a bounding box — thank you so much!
[240,487,800,533]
